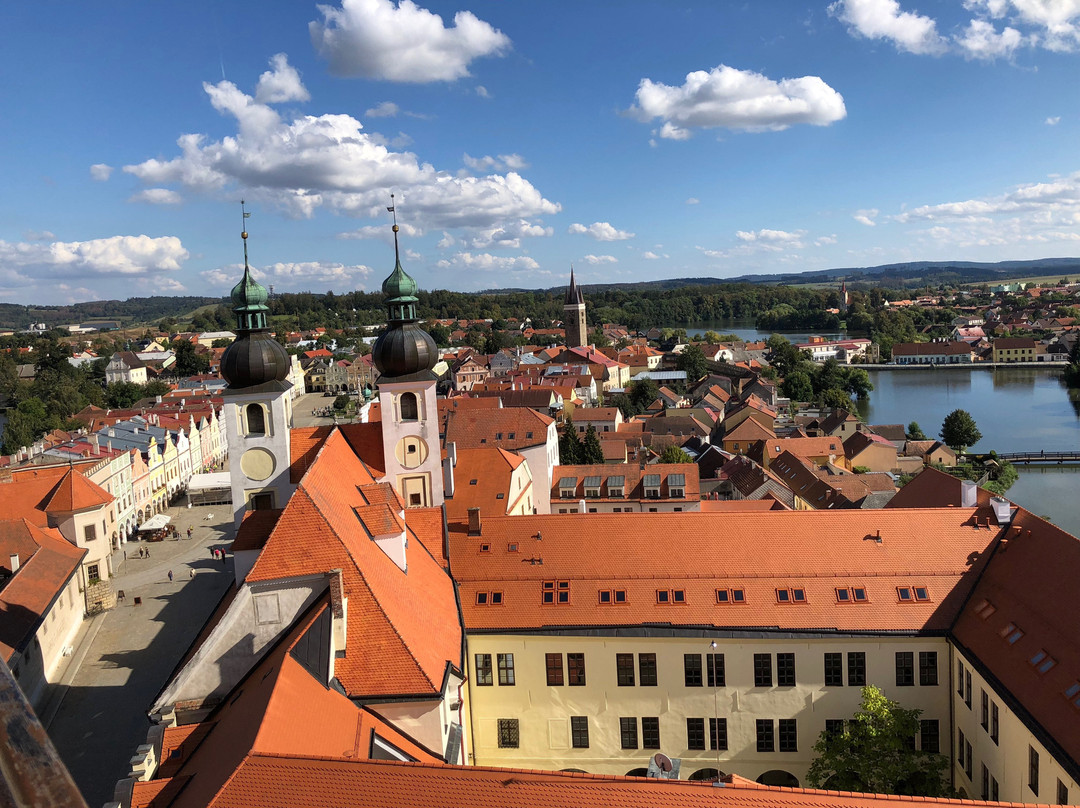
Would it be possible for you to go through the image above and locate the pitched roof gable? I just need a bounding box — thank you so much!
[247,430,460,698]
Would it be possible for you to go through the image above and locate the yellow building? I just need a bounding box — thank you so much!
[449,507,999,786]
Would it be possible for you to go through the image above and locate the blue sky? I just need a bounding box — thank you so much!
[3,0,1080,305]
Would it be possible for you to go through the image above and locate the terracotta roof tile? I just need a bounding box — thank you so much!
[443,407,553,452]
[230,510,283,553]
[448,509,996,633]
[247,430,460,698]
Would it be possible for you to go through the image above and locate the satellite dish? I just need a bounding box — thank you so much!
[654,753,673,773]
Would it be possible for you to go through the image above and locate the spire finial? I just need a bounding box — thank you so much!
[387,193,400,264]
[240,199,252,271]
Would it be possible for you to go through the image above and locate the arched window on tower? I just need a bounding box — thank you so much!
[400,392,418,422]
[246,403,266,435]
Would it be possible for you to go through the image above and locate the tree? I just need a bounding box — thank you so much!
[906,421,928,441]
[842,367,873,400]
[676,344,708,383]
[658,445,693,464]
[940,409,982,453]
[806,685,950,796]
[820,388,856,413]
[588,328,612,348]
[781,370,814,402]
[105,381,146,409]
[627,378,660,413]
[581,425,605,464]
[558,419,582,464]
[172,340,211,376]
[333,394,351,411]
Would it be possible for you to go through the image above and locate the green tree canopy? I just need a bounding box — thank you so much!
[940,409,982,453]
[676,344,708,383]
[806,685,950,796]
[558,419,582,464]
[581,424,605,464]
[906,421,928,441]
[171,340,211,376]
[658,444,693,464]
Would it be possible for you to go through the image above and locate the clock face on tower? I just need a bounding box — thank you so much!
[240,447,276,481]
[395,436,428,469]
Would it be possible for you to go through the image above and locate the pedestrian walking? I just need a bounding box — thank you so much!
[189,568,195,579]
[210,547,216,559]
[146,548,150,558]
[221,552,227,566]
[168,569,174,583]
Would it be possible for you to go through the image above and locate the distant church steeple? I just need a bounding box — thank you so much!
[564,266,587,348]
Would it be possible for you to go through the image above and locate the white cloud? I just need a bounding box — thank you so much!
[437,231,456,248]
[463,153,528,172]
[642,251,663,259]
[630,64,846,136]
[815,235,839,246]
[466,219,552,249]
[568,221,635,241]
[254,53,310,103]
[735,228,805,243]
[435,252,540,271]
[889,170,1080,250]
[685,197,700,205]
[975,0,1080,51]
[475,85,491,98]
[337,222,424,240]
[90,163,113,181]
[203,261,372,290]
[828,0,948,55]
[1046,115,1061,125]
[129,188,183,205]
[22,230,55,242]
[0,235,188,282]
[365,101,400,117]
[854,208,879,226]
[582,254,618,264]
[956,18,1027,59]
[310,0,511,82]
[122,76,559,229]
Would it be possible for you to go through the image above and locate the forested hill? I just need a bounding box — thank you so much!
[0,297,221,329]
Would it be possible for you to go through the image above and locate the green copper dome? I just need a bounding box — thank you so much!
[382,259,419,302]
[231,265,269,309]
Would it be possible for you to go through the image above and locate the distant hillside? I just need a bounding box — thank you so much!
[0,296,222,330]
[484,258,1080,295]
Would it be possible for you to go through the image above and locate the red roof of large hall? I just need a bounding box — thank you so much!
[448,508,1000,634]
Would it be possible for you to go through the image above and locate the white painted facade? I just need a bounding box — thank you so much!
[378,378,444,509]
[225,387,295,527]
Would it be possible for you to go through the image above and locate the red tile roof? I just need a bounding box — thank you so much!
[144,754,1035,808]
[443,406,553,452]
[247,429,460,698]
[229,509,283,553]
[446,448,528,520]
[448,509,998,633]
[951,506,1080,772]
[0,519,86,661]
[289,423,384,484]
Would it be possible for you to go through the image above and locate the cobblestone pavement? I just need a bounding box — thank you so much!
[45,503,235,807]
[292,391,365,428]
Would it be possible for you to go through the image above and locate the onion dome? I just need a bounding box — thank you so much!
[220,205,292,390]
[221,330,290,388]
[371,213,437,380]
[372,322,438,378]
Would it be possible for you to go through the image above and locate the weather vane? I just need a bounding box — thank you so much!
[387,193,400,261]
[241,200,252,269]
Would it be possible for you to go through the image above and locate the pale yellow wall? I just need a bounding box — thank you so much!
[950,646,1078,803]
[466,633,951,784]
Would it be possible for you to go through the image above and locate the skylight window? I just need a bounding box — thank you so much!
[717,589,729,603]
[852,588,867,602]
[599,590,611,604]
[657,590,669,603]
[973,599,997,619]
[914,587,930,602]
[999,623,1025,644]
[1030,651,1057,674]
[777,588,805,603]
[836,588,850,602]
[897,587,912,602]
[1065,682,1080,700]
[776,589,790,603]
[732,589,745,603]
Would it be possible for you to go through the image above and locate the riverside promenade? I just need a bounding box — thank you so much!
[44,502,235,807]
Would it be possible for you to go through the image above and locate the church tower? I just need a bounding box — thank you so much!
[371,202,443,509]
[564,267,587,348]
[220,205,295,527]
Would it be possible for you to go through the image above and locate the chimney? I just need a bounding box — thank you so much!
[89,434,100,455]
[467,508,482,536]
[990,497,1014,526]
[960,479,977,508]
[9,554,19,574]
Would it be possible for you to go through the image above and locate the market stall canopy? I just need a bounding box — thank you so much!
[138,514,171,532]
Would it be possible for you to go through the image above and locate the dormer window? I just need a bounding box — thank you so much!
[668,473,685,498]
[642,474,661,499]
[559,477,577,498]
[583,476,601,498]
[606,476,625,498]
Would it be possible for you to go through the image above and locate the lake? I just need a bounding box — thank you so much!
[664,320,1080,536]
